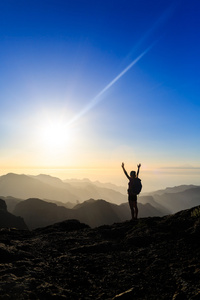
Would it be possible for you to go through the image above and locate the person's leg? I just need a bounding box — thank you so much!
[133,201,138,219]
[128,199,135,220]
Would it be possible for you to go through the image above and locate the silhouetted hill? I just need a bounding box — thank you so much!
[0,199,28,230]
[13,198,165,230]
[0,206,200,299]
[13,198,74,230]
[139,195,171,215]
[73,199,122,227]
[42,198,76,209]
[0,196,23,213]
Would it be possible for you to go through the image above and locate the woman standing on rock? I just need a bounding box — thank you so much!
[121,162,142,220]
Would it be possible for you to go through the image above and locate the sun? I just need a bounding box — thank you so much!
[33,109,80,164]
[39,119,71,152]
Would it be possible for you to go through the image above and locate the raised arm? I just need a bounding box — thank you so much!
[121,162,130,180]
[137,163,141,177]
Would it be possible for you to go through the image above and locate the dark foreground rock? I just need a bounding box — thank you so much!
[0,207,200,299]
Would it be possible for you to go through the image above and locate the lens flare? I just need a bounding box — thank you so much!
[68,45,153,126]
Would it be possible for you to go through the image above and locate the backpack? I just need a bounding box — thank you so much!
[128,177,142,195]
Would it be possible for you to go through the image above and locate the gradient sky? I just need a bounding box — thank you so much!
[0,0,200,192]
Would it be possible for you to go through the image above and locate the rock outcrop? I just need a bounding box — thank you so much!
[0,206,200,299]
[0,199,28,230]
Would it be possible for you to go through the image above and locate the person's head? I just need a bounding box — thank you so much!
[130,171,136,178]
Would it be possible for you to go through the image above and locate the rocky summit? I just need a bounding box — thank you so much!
[0,206,200,300]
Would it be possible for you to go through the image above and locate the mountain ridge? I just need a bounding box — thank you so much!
[13,197,163,229]
[1,172,199,230]
[0,199,28,230]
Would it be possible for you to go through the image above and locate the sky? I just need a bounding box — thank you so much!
[0,0,200,192]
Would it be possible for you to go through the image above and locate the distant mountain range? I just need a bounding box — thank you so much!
[140,186,200,214]
[11,185,200,230]
[64,178,127,194]
[149,184,198,195]
[0,173,127,205]
[0,173,200,230]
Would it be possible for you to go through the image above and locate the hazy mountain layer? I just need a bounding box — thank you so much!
[139,186,200,214]
[1,173,200,230]
[150,184,198,195]
[0,173,77,203]
[64,178,127,194]
[0,206,200,299]
[0,173,127,205]
[152,187,200,214]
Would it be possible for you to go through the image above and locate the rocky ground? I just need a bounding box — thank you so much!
[0,206,200,300]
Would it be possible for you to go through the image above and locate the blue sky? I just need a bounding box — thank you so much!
[0,0,200,191]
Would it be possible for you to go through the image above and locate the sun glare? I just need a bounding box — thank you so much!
[39,119,70,152]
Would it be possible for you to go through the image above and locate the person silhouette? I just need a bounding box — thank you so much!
[122,162,141,220]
